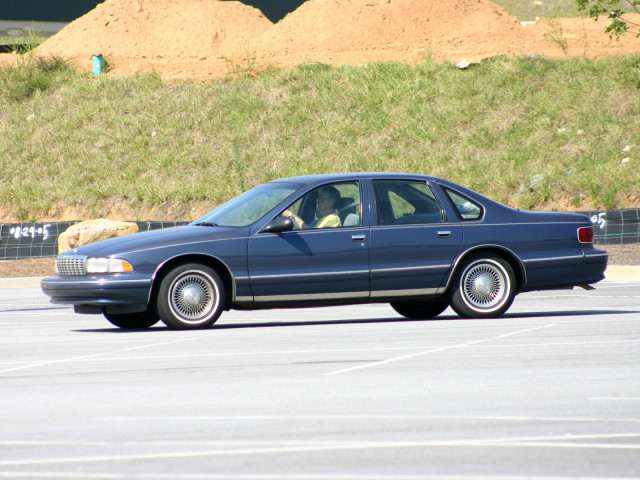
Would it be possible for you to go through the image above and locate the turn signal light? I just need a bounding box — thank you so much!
[578,226,594,244]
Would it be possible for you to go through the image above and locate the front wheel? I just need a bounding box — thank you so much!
[156,263,225,330]
[104,309,160,329]
[450,255,515,318]
[390,300,449,319]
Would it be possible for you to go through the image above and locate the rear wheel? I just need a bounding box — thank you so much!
[103,309,159,329]
[450,254,515,318]
[156,263,225,330]
[390,300,449,319]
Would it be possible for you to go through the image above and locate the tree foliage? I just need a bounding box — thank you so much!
[577,0,640,38]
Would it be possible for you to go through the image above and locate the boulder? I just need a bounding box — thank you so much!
[58,219,139,254]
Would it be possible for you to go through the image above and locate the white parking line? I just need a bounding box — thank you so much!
[0,338,198,375]
[589,397,640,401]
[94,414,640,424]
[0,345,429,369]
[0,311,71,318]
[1,337,637,369]
[3,433,638,449]
[0,474,635,480]
[1,433,639,467]
[324,324,558,376]
[1,335,636,372]
[524,295,640,299]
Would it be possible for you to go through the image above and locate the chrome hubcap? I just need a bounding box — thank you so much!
[169,272,217,323]
[474,276,494,296]
[462,261,507,310]
[182,287,202,307]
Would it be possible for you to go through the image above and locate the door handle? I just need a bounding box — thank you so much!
[351,234,367,242]
[437,230,452,238]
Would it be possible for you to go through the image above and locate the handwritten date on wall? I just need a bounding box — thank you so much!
[9,224,52,241]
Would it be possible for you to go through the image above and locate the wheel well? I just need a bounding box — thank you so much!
[450,247,525,292]
[149,254,234,308]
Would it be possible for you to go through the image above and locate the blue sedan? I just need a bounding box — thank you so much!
[41,173,608,329]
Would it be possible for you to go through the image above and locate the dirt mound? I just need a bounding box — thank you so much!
[2,0,640,78]
[258,0,539,66]
[258,1,640,67]
[32,0,273,78]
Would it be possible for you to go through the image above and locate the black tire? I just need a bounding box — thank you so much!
[104,309,160,329]
[156,263,225,330]
[450,254,516,318]
[390,300,449,319]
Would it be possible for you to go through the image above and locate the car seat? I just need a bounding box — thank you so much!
[337,197,360,226]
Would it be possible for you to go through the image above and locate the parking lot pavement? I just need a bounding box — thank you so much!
[0,283,639,479]
[0,20,65,38]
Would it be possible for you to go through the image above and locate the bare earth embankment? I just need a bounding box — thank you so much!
[1,0,639,79]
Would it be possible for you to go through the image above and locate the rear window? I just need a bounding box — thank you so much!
[444,188,483,221]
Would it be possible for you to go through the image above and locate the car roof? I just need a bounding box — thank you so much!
[271,172,441,184]
[269,173,511,213]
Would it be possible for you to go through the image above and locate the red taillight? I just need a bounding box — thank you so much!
[578,226,594,244]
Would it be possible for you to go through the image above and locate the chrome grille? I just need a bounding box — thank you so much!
[56,256,87,276]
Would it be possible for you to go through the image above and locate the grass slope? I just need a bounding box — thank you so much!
[1,54,639,221]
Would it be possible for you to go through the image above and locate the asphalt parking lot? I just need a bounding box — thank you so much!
[1,282,639,480]
[0,20,65,38]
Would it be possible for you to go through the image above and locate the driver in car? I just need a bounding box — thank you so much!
[283,186,341,229]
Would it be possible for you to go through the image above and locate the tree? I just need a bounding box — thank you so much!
[577,0,640,38]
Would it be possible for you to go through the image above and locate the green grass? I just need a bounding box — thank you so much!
[496,0,585,20]
[495,0,632,21]
[1,54,639,221]
[0,56,74,101]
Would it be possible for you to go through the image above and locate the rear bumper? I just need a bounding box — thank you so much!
[521,249,608,291]
[584,250,608,284]
[41,274,152,308]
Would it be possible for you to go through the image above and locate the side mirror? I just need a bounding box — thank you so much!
[260,216,294,234]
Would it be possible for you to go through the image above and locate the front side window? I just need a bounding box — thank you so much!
[444,188,483,221]
[279,182,361,229]
[373,180,443,225]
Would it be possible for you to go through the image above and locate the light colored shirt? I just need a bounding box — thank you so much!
[315,212,341,229]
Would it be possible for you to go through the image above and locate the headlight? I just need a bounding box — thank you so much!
[86,258,133,274]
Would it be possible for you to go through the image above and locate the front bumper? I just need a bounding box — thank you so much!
[41,274,153,310]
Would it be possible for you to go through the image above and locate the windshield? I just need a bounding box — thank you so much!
[191,182,303,227]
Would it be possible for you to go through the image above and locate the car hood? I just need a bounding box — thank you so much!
[60,225,246,258]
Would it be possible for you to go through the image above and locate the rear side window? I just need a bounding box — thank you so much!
[444,188,483,221]
[372,180,443,225]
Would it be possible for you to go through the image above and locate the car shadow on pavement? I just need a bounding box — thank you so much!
[502,309,639,319]
[72,309,637,333]
[74,316,443,332]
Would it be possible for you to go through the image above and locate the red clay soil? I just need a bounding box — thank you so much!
[258,0,540,67]
[30,0,272,79]
[1,0,639,79]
